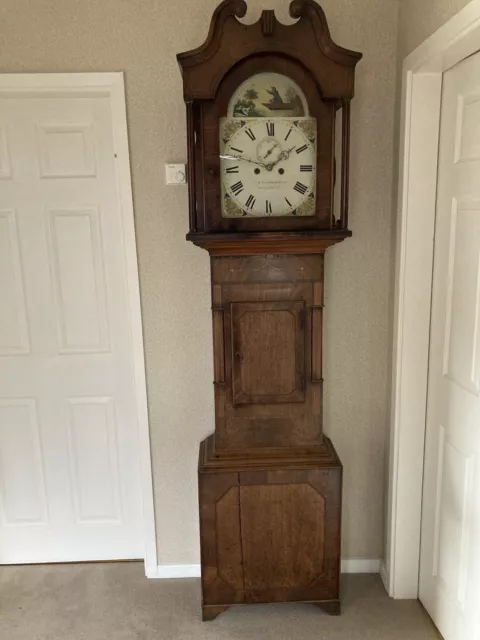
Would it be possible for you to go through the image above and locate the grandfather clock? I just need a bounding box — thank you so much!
[177,0,362,621]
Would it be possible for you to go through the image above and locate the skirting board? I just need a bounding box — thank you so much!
[149,558,381,579]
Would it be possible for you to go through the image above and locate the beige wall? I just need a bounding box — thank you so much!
[398,0,472,58]
[0,0,398,564]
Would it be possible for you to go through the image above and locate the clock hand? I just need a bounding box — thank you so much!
[265,146,296,171]
[278,146,296,161]
[220,154,266,168]
[263,141,280,159]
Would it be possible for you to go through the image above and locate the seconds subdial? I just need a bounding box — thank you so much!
[257,137,282,166]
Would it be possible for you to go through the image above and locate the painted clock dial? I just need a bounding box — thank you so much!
[220,117,317,218]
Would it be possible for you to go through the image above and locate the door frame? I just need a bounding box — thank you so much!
[0,72,157,576]
[385,0,480,599]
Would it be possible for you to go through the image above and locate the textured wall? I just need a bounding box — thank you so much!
[398,0,472,58]
[0,0,398,564]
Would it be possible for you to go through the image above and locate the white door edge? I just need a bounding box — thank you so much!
[387,0,480,599]
[0,72,157,576]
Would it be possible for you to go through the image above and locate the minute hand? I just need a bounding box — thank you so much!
[220,154,266,168]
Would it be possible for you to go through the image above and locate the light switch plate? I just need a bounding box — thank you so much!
[165,163,187,185]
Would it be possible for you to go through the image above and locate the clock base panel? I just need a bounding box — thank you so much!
[198,435,343,621]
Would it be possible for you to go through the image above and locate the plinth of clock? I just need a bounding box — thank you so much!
[198,435,342,621]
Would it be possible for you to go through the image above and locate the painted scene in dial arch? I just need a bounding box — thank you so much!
[228,72,309,118]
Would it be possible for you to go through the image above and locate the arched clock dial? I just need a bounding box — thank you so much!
[220,118,317,218]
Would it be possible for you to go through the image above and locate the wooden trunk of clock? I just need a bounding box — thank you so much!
[177,0,362,621]
[211,254,325,452]
[199,252,342,620]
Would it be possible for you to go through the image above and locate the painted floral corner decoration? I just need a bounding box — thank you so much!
[295,193,316,217]
[295,119,316,142]
[223,194,244,217]
[221,119,244,142]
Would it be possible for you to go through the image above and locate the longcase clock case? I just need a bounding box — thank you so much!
[177,0,362,621]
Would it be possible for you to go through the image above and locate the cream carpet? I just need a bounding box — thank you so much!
[0,562,438,639]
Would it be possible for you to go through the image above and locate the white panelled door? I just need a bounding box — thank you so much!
[420,53,480,639]
[0,79,145,563]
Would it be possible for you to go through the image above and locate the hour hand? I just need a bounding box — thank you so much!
[279,146,296,161]
[265,146,296,170]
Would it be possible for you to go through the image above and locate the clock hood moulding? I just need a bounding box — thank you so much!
[184,229,353,255]
[177,0,362,101]
[178,0,363,243]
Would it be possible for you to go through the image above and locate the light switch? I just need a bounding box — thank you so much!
[165,163,187,185]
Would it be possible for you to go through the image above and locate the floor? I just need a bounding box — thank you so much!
[0,563,438,640]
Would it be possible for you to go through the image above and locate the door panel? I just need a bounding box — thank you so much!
[0,83,144,563]
[66,397,121,523]
[240,483,325,589]
[215,486,243,591]
[433,427,474,610]
[0,123,12,177]
[420,53,480,640]
[47,207,109,353]
[442,200,480,394]
[37,123,97,178]
[0,210,29,354]
[0,399,47,524]
[199,464,342,608]
[231,300,305,405]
